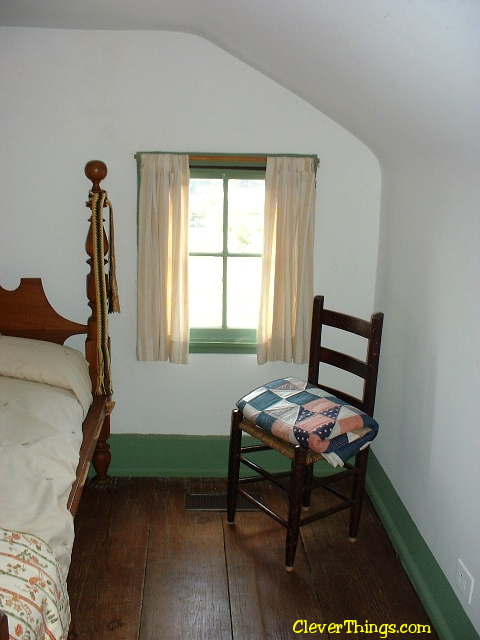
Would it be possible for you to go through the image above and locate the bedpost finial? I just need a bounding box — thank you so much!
[85,160,108,191]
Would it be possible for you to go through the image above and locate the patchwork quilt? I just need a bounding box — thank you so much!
[237,377,379,467]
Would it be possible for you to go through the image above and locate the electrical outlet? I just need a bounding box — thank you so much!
[456,559,475,605]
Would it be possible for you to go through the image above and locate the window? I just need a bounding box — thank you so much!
[136,152,317,364]
[188,163,265,353]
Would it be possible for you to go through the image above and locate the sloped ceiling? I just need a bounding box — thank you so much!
[1,0,478,164]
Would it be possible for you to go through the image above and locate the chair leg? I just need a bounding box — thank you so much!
[302,462,314,510]
[227,409,243,525]
[349,447,369,541]
[285,446,308,571]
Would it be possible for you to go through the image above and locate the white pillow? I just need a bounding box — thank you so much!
[0,334,92,415]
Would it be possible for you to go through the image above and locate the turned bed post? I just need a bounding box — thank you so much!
[84,160,111,483]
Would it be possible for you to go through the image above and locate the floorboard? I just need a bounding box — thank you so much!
[140,478,231,640]
[68,478,153,639]
[68,477,439,639]
[300,483,437,635]
[224,487,328,640]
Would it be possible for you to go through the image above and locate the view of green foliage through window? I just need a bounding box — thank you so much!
[188,168,265,352]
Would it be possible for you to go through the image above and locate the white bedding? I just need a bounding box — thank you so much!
[0,335,93,639]
[0,376,85,575]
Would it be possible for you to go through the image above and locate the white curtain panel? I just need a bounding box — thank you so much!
[137,153,190,363]
[257,156,316,364]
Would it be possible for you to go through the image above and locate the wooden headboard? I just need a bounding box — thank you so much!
[0,278,86,344]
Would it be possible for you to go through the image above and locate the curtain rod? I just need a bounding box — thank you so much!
[134,151,319,171]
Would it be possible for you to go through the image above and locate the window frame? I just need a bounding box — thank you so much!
[188,159,266,354]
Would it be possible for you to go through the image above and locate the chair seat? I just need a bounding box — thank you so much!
[237,377,378,467]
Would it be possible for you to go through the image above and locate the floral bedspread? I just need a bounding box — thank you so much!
[0,527,70,640]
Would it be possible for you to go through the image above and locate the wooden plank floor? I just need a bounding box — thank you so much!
[68,477,439,639]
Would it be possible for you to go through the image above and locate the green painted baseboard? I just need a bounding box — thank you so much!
[366,455,479,640]
[108,433,232,477]
[103,434,478,640]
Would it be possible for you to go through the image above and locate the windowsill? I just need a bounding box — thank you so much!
[189,327,257,354]
[189,342,257,355]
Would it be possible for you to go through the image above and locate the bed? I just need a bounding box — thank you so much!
[0,160,119,640]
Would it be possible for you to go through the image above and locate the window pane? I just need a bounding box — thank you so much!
[227,257,261,328]
[189,179,224,252]
[189,256,223,327]
[228,179,264,254]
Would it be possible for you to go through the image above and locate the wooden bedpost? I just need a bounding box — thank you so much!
[84,160,111,483]
[84,159,109,387]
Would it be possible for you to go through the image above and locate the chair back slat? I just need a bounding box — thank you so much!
[308,295,384,417]
[322,308,372,338]
[319,346,367,379]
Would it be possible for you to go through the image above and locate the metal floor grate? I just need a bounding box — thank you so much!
[184,492,260,511]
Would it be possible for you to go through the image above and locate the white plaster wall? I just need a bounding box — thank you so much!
[0,27,381,437]
[374,152,480,630]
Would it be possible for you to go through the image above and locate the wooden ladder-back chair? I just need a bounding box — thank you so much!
[227,295,384,570]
